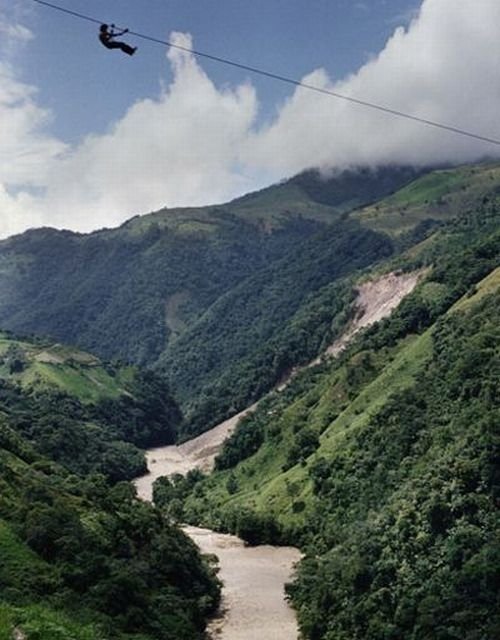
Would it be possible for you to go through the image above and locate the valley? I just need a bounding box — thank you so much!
[135,266,424,496]
[0,161,498,640]
[131,265,441,639]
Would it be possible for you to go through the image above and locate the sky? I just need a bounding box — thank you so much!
[1,0,500,239]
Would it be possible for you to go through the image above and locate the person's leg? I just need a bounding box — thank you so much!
[119,42,136,55]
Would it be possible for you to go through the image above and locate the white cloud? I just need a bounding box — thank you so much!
[2,0,500,239]
[0,63,66,185]
[0,21,32,43]
[244,0,500,174]
[0,32,259,236]
[34,32,259,233]
[0,62,66,235]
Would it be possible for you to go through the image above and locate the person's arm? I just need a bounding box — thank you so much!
[110,26,129,38]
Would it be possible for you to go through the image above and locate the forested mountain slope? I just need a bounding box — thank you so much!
[0,332,181,481]
[1,162,499,442]
[0,421,220,640]
[174,192,500,639]
[0,155,498,640]
[0,329,224,640]
[0,166,420,364]
[0,167,423,425]
[160,161,500,435]
[0,335,220,639]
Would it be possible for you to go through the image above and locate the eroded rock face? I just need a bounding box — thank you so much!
[325,269,424,357]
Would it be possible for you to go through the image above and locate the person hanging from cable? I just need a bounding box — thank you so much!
[99,24,137,56]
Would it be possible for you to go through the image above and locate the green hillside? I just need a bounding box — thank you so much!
[3,162,499,440]
[0,332,181,481]
[159,219,393,436]
[0,166,424,436]
[0,421,220,640]
[0,337,218,640]
[0,332,134,402]
[354,162,500,237]
[172,192,500,639]
[122,165,425,233]
[0,159,499,640]
[158,161,500,435]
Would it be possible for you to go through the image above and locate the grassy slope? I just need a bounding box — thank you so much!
[184,321,434,528]
[121,165,425,234]
[0,332,183,481]
[182,217,500,531]
[353,162,500,236]
[178,265,499,639]
[287,281,500,639]
[158,161,500,432]
[197,266,498,525]
[121,183,338,235]
[0,333,134,403]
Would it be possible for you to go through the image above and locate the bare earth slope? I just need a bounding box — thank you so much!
[135,270,423,499]
[325,269,423,357]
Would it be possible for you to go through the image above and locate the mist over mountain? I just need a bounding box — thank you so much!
[3,0,500,238]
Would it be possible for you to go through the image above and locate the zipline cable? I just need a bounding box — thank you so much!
[29,0,500,147]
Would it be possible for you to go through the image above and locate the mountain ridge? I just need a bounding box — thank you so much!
[1,161,499,440]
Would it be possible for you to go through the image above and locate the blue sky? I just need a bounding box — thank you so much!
[1,0,500,238]
[15,0,419,141]
[13,0,420,139]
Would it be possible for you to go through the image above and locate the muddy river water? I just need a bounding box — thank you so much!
[134,439,301,640]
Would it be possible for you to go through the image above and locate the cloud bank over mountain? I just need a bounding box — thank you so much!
[2,0,500,238]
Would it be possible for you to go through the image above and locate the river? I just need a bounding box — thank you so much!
[132,270,423,638]
[133,437,301,640]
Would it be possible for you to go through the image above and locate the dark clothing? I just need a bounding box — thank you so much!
[99,30,136,56]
